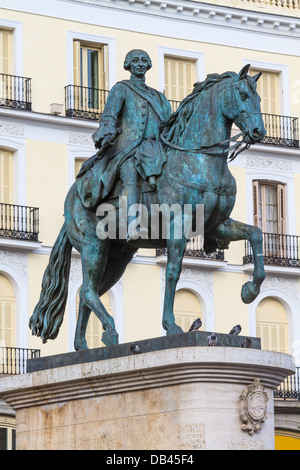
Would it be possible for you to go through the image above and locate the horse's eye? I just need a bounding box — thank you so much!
[240,92,249,101]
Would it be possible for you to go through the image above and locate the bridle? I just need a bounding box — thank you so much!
[160,112,262,162]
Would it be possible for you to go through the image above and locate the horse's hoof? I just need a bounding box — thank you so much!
[166,323,184,336]
[102,329,119,346]
[241,281,259,304]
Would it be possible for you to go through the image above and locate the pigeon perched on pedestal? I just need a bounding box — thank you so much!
[130,343,141,354]
[207,333,218,346]
[229,324,242,335]
[241,337,252,348]
[189,318,202,331]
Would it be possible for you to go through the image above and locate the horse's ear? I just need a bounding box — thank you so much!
[236,64,250,82]
[252,72,262,82]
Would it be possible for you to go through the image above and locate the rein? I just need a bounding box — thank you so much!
[160,130,250,162]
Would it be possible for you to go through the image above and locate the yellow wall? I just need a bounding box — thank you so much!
[213,271,249,335]
[26,140,67,246]
[123,263,162,342]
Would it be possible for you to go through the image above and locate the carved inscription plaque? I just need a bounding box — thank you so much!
[180,423,206,449]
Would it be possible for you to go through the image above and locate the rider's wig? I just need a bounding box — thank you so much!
[123,49,152,71]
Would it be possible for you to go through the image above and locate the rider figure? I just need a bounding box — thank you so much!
[92,49,171,239]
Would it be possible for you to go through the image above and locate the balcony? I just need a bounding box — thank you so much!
[168,100,299,149]
[244,232,300,268]
[0,73,32,111]
[0,203,39,242]
[262,113,299,148]
[0,347,40,375]
[275,366,300,401]
[156,235,225,261]
[65,84,109,120]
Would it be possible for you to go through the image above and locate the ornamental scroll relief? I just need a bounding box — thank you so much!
[239,379,269,435]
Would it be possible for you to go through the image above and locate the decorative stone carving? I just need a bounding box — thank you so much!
[68,132,94,147]
[0,121,25,137]
[239,379,269,435]
[246,156,293,172]
[0,249,28,279]
[260,275,300,303]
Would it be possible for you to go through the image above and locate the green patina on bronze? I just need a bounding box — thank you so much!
[29,50,266,350]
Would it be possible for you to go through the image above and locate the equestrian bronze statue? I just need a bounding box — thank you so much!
[29,50,266,350]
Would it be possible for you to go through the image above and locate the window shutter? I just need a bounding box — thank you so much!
[73,40,81,86]
[0,150,13,204]
[101,45,109,91]
[0,30,12,74]
[277,183,286,235]
[251,69,280,115]
[74,158,86,178]
[252,180,260,227]
[164,56,195,102]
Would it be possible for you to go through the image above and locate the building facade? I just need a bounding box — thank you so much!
[0,0,299,449]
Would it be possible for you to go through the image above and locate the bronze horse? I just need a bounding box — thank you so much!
[29,65,266,350]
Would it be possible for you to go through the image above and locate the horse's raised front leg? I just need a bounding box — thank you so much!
[211,218,265,303]
[163,238,186,335]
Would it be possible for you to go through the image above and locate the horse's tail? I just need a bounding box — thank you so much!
[29,222,72,343]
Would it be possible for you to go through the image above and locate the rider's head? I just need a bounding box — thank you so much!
[124,50,152,77]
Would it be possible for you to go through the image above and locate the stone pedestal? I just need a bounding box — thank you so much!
[0,335,295,450]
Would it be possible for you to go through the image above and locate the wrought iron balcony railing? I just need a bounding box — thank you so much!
[275,366,300,401]
[244,232,300,267]
[65,85,109,120]
[0,73,32,111]
[262,113,299,148]
[0,347,40,375]
[156,235,225,261]
[168,100,299,148]
[0,203,39,242]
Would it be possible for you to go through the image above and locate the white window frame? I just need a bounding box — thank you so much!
[0,19,23,76]
[67,31,116,90]
[246,168,295,236]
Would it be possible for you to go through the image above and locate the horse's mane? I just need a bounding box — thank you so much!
[163,71,238,144]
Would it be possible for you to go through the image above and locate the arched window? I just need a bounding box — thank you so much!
[0,273,15,347]
[76,288,112,349]
[174,289,202,333]
[256,297,289,354]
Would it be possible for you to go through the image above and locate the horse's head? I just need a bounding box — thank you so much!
[224,64,266,145]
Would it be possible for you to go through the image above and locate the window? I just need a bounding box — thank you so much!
[256,297,289,354]
[74,158,86,179]
[250,68,280,115]
[0,149,13,204]
[76,289,112,349]
[0,29,12,74]
[0,425,16,450]
[73,40,108,111]
[253,181,285,234]
[164,56,196,103]
[0,274,16,347]
[174,289,202,332]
